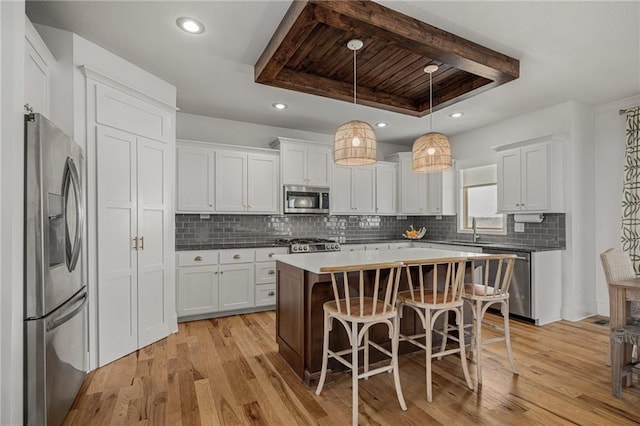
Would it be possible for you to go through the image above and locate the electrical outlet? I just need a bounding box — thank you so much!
[515,222,525,233]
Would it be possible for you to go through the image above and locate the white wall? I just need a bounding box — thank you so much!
[594,94,640,316]
[177,112,409,158]
[450,100,600,322]
[0,2,25,424]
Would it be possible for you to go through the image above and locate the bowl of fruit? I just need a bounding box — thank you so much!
[402,225,426,240]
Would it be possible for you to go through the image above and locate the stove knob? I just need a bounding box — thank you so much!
[303,245,309,252]
[292,246,298,252]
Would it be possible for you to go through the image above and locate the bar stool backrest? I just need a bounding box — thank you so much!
[320,262,404,317]
[402,257,467,305]
[466,254,518,297]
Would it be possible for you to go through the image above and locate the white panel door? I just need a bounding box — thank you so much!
[497,150,522,212]
[281,144,307,185]
[331,166,353,213]
[352,167,376,213]
[425,172,443,214]
[307,145,331,187]
[375,163,397,214]
[521,143,550,211]
[176,147,214,212]
[219,264,255,311]
[97,126,138,366]
[136,137,171,347]
[215,151,247,212]
[177,266,219,317]
[247,154,279,213]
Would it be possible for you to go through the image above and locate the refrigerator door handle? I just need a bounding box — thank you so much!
[46,291,87,332]
[63,157,84,272]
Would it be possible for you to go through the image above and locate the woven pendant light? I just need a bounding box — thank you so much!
[412,65,452,172]
[334,39,377,166]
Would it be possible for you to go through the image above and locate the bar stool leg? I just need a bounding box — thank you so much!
[391,314,407,410]
[475,301,484,385]
[316,311,331,395]
[364,328,370,380]
[456,307,473,390]
[502,300,518,375]
[438,311,449,360]
[351,321,359,426]
[425,308,434,402]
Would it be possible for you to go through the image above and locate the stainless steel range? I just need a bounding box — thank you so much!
[276,238,340,253]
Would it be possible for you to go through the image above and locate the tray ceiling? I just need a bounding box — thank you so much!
[255,0,520,117]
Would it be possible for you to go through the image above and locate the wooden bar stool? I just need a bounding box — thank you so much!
[397,257,473,402]
[315,261,407,426]
[458,254,519,386]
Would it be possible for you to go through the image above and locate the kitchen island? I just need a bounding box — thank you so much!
[273,247,486,386]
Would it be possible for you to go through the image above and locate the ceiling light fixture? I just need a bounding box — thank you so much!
[333,39,377,166]
[375,122,388,128]
[449,112,464,119]
[272,102,288,110]
[412,65,452,173]
[176,17,205,34]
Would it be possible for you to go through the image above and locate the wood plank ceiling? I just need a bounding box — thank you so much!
[255,0,520,117]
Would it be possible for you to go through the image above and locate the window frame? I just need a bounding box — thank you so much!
[457,165,506,236]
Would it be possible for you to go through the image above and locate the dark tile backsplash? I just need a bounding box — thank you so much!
[175,213,565,250]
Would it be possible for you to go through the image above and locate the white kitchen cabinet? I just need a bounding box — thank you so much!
[177,266,219,317]
[219,263,255,311]
[25,17,55,117]
[96,124,173,365]
[331,165,375,214]
[254,247,287,308]
[387,152,454,216]
[375,162,397,215]
[271,138,331,187]
[176,146,215,212]
[215,151,279,213]
[495,135,564,213]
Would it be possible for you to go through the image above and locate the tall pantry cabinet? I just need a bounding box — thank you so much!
[84,69,177,367]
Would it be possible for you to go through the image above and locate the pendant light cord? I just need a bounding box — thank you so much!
[429,70,433,132]
[353,48,357,105]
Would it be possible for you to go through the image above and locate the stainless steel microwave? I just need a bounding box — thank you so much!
[283,185,330,214]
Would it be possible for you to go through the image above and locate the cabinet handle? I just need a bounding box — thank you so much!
[214,271,218,275]
[268,270,275,275]
[194,255,203,261]
[132,237,138,250]
[140,236,144,250]
[209,203,213,207]
[220,271,224,275]
[268,252,275,258]
[268,291,275,297]
[233,254,241,259]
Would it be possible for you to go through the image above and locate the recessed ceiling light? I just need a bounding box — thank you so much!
[448,112,464,119]
[272,103,288,110]
[176,17,205,34]
[375,122,388,128]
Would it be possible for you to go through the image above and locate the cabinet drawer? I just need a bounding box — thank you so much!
[255,247,288,262]
[219,249,255,264]
[177,251,219,267]
[255,262,277,284]
[255,284,276,307]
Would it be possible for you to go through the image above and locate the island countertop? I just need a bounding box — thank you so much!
[273,247,487,274]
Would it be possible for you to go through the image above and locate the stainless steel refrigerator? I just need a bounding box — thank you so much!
[24,113,87,426]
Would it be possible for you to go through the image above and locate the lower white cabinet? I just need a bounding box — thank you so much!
[176,247,286,319]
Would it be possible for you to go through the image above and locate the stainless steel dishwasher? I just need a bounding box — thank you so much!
[482,248,532,321]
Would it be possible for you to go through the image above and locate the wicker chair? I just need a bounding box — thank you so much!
[397,257,474,402]
[315,261,406,426]
[600,248,640,397]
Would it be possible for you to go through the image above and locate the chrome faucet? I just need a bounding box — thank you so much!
[472,217,480,242]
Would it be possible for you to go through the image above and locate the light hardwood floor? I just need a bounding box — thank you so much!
[64,313,640,425]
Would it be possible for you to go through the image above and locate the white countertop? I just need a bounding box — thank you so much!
[273,247,488,274]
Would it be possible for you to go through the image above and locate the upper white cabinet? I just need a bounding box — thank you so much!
[332,165,376,214]
[375,162,397,215]
[24,17,55,117]
[387,152,454,216]
[177,146,215,212]
[176,141,280,214]
[494,135,565,213]
[215,151,279,213]
[271,138,331,187]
